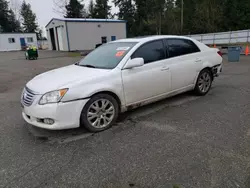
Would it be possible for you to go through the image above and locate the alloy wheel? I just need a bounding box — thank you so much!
[87,99,115,128]
[198,72,211,93]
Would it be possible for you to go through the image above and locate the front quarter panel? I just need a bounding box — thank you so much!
[61,68,125,106]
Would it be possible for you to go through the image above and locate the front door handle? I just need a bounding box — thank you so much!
[161,67,170,71]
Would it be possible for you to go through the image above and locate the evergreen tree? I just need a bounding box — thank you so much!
[0,0,22,32]
[93,0,111,19]
[113,0,135,36]
[20,1,38,32]
[54,0,250,36]
[133,0,157,35]
[65,0,84,18]
[0,0,10,32]
[8,9,22,32]
[222,0,250,31]
[152,0,166,34]
[88,0,96,18]
[162,0,180,35]
[174,0,223,34]
[191,0,223,34]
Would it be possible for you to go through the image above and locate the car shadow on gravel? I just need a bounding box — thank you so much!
[25,91,198,144]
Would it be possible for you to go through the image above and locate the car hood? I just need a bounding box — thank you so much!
[26,65,111,94]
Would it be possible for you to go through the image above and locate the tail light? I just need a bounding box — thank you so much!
[217,51,223,57]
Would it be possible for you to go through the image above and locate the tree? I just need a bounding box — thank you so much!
[133,0,160,36]
[9,0,22,21]
[174,0,223,34]
[88,0,96,18]
[36,28,43,40]
[52,0,250,37]
[0,0,22,32]
[53,0,68,16]
[20,1,38,33]
[162,0,180,35]
[0,0,11,32]
[221,0,250,31]
[151,0,166,34]
[113,0,136,37]
[191,0,223,34]
[8,9,22,32]
[65,0,85,18]
[93,0,111,19]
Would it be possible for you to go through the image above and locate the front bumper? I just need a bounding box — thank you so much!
[22,98,89,130]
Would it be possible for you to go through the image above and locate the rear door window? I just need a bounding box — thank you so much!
[165,39,200,58]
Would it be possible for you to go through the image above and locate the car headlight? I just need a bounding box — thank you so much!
[39,89,68,105]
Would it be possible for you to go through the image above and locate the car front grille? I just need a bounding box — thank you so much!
[22,87,36,106]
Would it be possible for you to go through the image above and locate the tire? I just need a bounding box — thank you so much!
[194,69,213,96]
[25,52,28,60]
[80,94,119,132]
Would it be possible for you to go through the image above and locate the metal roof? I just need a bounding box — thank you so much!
[46,18,126,28]
[0,32,36,35]
[113,35,193,43]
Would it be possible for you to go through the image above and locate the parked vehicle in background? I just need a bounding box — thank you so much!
[21,36,223,132]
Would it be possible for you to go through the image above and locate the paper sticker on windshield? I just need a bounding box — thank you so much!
[116,51,125,57]
[116,47,130,51]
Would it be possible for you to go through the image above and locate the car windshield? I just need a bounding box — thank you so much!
[78,42,137,69]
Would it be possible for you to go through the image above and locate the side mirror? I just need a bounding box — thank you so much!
[124,58,144,69]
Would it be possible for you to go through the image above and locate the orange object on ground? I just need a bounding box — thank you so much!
[213,44,216,48]
[245,45,249,56]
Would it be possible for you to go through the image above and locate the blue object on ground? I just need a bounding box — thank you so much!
[228,46,241,62]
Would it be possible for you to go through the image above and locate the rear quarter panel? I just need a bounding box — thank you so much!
[195,40,223,69]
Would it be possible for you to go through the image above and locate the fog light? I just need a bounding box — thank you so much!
[43,118,55,125]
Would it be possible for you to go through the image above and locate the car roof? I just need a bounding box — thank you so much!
[113,35,194,43]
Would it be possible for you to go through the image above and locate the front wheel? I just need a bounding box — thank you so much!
[80,94,119,132]
[194,69,212,96]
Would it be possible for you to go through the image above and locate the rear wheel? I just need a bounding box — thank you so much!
[194,69,212,95]
[80,94,119,132]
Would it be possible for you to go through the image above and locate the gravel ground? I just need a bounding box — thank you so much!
[0,51,250,188]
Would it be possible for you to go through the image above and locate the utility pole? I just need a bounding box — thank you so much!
[159,12,162,35]
[181,0,184,34]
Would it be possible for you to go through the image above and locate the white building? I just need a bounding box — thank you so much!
[0,33,37,51]
[45,18,127,51]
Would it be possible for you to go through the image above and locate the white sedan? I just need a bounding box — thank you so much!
[21,36,222,132]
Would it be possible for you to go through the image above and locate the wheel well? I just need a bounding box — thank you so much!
[91,91,122,111]
[202,67,214,80]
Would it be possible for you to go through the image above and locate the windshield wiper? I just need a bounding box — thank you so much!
[79,64,97,68]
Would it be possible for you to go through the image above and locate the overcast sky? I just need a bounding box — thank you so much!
[26,0,58,29]
[12,0,117,29]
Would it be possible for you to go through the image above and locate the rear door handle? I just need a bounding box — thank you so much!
[195,58,202,63]
[161,67,169,71]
